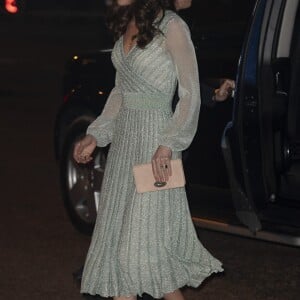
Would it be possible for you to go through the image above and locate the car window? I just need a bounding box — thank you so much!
[276,1,300,58]
[285,3,300,140]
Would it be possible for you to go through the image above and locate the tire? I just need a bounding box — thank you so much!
[60,119,108,235]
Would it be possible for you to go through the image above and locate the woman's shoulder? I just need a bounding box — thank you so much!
[159,10,189,34]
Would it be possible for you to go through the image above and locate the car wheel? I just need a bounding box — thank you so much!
[60,119,107,234]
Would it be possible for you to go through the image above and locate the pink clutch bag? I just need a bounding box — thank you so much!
[133,159,186,193]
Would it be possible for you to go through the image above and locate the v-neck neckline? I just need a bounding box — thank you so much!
[121,10,166,58]
[121,35,137,58]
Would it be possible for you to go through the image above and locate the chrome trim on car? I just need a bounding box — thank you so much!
[192,217,300,247]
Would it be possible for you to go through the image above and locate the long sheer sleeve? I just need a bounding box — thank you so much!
[86,71,122,147]
[157,17,201,152]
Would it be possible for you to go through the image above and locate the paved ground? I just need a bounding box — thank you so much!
[0,15,299,300]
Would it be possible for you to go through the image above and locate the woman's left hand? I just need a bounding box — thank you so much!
[152,145,172,183]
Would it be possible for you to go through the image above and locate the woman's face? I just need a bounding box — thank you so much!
[117,0,134,5]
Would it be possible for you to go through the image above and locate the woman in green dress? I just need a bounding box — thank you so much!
[74,0,224,299]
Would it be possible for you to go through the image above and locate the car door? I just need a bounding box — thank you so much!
[222,0,300,233]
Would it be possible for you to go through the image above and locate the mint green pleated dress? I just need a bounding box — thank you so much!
[80,10,223,299]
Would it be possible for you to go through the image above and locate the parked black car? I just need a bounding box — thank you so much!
[54,0,300,247]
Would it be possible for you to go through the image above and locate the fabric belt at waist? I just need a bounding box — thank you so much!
[122,92,172,111]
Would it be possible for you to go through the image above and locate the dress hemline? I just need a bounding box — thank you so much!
[80,264,224,299]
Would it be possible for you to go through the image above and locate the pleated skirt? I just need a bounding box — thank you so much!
[80,97,224,299]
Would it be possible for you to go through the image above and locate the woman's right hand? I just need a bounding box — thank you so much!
[73,134,97,164]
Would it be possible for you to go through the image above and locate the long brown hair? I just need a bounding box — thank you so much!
[107,0,176,48]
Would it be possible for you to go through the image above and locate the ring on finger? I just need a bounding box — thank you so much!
[160,164,168,169]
